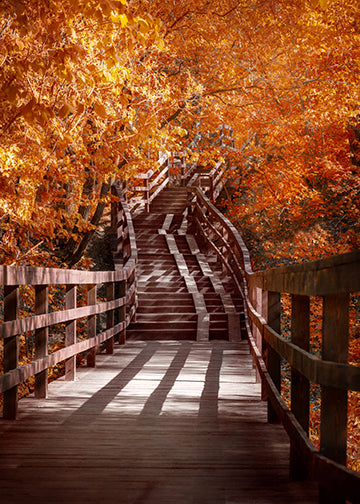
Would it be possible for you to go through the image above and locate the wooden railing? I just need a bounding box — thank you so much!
[0,183,137,420]
[193,161,226,200]
[128,125,235,211]
[215,123,236,149]
[130,152,169,212]
[188,187,360,504]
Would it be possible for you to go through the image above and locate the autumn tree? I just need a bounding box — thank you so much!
[143,0,360,266]
[0,0,198,266]
[1,0,359,270]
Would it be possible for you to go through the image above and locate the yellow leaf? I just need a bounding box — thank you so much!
[319,0,329,8]
[137,32,146,44]
[59,102,76,119]
[119,14,128,28]
[111,12,128,28]
[77,103,85,115]
[94,101,107,118]
[5,85,18,103]
[156,38,165,50]
[138,19,150,35]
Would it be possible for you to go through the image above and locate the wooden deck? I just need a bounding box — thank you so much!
[0,340,318,504]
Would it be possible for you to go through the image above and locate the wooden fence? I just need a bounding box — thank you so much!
[130,152,169,212]
[0,184,137,420]
[188,186,360,504]
[129,124,235,211]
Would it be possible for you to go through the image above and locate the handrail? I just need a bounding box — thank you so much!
[188,186,360,504]
[197,161,226,200]
[128,124,235,210]
[129,152,169,212]
[0,183,137,420]
[214,123,236,150]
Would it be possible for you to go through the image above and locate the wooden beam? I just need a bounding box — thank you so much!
[290,294,310,480]
[105,282,115,354]
[0,321,128,394]
[266,291,281,423]
[247,315,360,391]
[65,285,77,381]
[34,285,49,399]
[0,264,128,286]
[86,285,97,367]
[118,280,127,345]
[319,293,349,504]
[3,285,19,419]
[0,297,127,340]
[250,251,360,296]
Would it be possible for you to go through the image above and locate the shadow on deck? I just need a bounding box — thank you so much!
[0,340,318,504]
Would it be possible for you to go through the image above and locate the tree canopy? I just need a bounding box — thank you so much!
[0,0,359,266]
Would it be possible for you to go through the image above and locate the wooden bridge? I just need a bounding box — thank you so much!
[0,153,359,503]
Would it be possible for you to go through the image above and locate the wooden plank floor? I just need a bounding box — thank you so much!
[0,340,318,503]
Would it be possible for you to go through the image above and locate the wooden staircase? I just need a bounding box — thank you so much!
[127,187,245,342]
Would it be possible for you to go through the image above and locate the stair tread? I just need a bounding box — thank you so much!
[127,187,246,342]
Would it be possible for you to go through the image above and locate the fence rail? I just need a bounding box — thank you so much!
[188,186,360,504]
[0,184,137,420]
[129,124,235,212]
[130,152,169,212]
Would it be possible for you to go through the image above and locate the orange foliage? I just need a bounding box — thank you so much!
[0,0,198,265]
[0,0,359,472]
[1,0,359,267]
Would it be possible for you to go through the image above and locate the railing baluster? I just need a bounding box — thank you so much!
[3,285,19,419]
[145,177,150,212]
[106,282,115,354]
[252,286,263,384]
[35,285,49,398]
[290,294,310,480]
[265,291,281,423]
[86,284,97,367]
[118,279,127,345]
[260,290,268,399]
[319,293,349,504]
[65,285,77,381]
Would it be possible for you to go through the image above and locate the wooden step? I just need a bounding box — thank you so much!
[126,329,197,340]
[136,305,195,313]
[129,320,197,330]
[138,292,193,300]
[134,313,197,322]
[129,187,247,343]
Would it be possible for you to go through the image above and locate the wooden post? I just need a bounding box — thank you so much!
[209,174,214,200]
[3,285,19,419]
[35,285,49,399]
[145,177,150,213]
[118,279,127,345]
[186,191,196,235]
[319,293,349,504]
[290,294,310,480]
[65,285,77,381]
[252,287,262,384]
[111,186,119,253]
[86,284,97,367]
[265,291,281,423]
[105,282,115,354]
[123,230,130,264]
[260,290,268,399]
[181,155,186,187]
[221,230,229,275]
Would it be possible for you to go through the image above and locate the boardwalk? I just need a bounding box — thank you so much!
[0,340,318,503]
[0,187,323,503]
